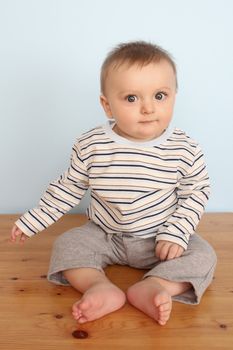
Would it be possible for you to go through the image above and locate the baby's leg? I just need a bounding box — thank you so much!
[63,267,126,323]
[127,277,190,326]
[48,222,126,323]
[127,234,216,326]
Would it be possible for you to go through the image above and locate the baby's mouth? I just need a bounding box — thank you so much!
[139,119,158,123]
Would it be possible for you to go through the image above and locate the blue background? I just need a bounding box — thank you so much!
[1,0,232,213]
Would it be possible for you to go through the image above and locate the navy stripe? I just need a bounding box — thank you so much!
[156,232,188,245]
[109,193,176,215]
[79,131,106,143]
[81,141,115,151]
[180,182,194,187]
[89,175,176,185]
[172,223,187,235]
[92,195,122,224]
[177,169,185,177]
[88,163,177,173]
[45,191,74,208]
[82,151,192,165]
[40,198,65,215]
[154,146,195,157]
[190,196,204,208]
[72,147,82,160]
[70,164,88,178]
[108,190,160,205]
[201,190,209,200]
[186,167,206,179]
[92,193,173,225]
[180,204,200,220]
[50,184,83,201]
[74,183,88,191]
[172,215,195,231]
[66,176,88,189]
[66,176,76,184]
[125,200,177,217]
[168,138,196,147]
[92,188,150,193]
[41,208,57,222]
[28,210,47,229]
[194,153,203,164]
[19,218,37,234]
[95,212,167,236]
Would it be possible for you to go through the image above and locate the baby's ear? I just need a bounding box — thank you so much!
[100,95,113,118]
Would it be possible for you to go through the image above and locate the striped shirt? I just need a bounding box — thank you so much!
[16,120,210,249]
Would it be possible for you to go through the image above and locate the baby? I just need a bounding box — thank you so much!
[11,41,217,326]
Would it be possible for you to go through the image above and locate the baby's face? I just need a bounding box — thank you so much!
[100,60,177,142]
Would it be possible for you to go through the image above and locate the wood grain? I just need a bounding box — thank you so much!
[0,213,232,349]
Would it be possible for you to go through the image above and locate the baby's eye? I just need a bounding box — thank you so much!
[155,92,167,101]
[126,95,137,103]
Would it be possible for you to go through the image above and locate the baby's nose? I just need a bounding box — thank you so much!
[141,100,155,114]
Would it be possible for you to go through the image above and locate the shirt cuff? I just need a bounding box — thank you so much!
[155,232,189,250]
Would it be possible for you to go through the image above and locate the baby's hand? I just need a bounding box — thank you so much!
[11,225,28,244]
[155,240,184,261]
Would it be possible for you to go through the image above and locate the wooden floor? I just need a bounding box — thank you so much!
[1,213,233,350]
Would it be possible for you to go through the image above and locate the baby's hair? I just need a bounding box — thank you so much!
[100,41,177,94]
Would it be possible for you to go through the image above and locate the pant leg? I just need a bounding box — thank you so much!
[47,221,116,285]
[143,234,217,305]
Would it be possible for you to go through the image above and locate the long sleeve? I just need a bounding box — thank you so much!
[156,145,210,250]
[15,142,89,237]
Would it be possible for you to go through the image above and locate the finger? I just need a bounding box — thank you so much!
[11,227,20,241]
[19,234,27,244]
[159,244,171,261]
[11,226,18,240]
[155,242,161,257]
[175,246,184,258]
[155,241,165,258]
[12,229,22,240]
[167,244,179,260]
[11,226,24,243]
[11,225,17,234]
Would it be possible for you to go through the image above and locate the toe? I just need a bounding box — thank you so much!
[72,310,82,320]
[77,316,89,324]
[161,309,171,317]
[78,298,92,312]
[159,302,172,312]
[158,319,167,326]
[72,300,88,320]
[158,308,171,325]
[154,292,171,307]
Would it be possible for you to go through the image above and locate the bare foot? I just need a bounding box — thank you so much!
[127,278,172,326]
[72,281,126,323]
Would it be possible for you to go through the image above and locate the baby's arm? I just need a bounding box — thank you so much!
[156,144,210,251]
[11,225,29,244]
[13,141,89,238]
[155,240,184,261]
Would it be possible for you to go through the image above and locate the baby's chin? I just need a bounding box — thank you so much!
[113,124,165,142]
[134,128,166,142]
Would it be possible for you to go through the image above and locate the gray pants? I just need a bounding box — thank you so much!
[48,221,217,305]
